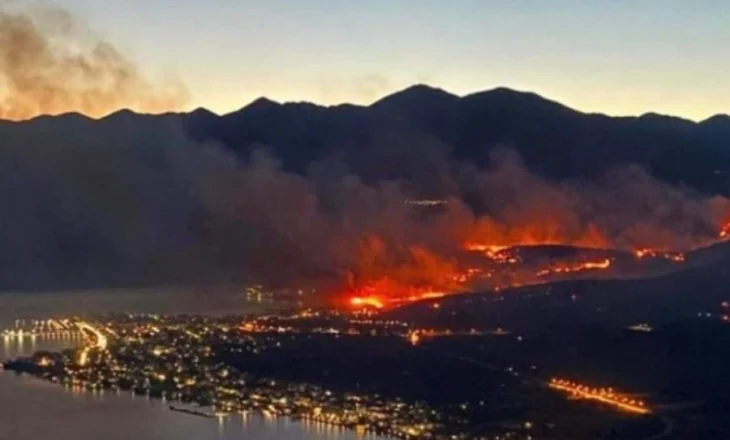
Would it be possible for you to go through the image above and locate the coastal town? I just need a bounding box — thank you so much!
[5,294,728,440]
[2,311,535,440]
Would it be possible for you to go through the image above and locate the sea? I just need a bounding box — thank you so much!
[0,288,382,440]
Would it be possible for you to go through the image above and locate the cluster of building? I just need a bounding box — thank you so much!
[4,311,528,440]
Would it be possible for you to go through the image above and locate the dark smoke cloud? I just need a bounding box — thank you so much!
[0,117,449,290]
[462,148,730,251]
[0,113,726,294]
[0,1,726,293]
[0,1,188,120]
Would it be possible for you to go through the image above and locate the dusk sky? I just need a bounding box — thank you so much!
[62,0,729,120]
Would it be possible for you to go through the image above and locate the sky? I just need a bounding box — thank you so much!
[50,0,730,120]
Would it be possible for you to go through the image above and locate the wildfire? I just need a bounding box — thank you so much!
[633,248,685,263]
[549,378,651,415]
[350,296,385,309]
[340,210,730,310]
[396,291,447,303]
[536,258,612,277]
[452,267,484,283]
[721,222,730,239]
[464,243,520,264]
[464,243,510,254]
[466,218,611,251]
[349,290,449,311]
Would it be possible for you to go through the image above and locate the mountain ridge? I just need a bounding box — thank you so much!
[6,84,728,123]
[0,84,728,291]
[2,84,730,195]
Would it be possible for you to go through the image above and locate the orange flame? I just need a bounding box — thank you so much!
[464,243,520,264]
[340,208,730,309]
[633,248,685,262]
[537,258,612,277]
[721,222,730,239]
[350,296,384,309]
[466,220,611,251]
[347,282,451,310]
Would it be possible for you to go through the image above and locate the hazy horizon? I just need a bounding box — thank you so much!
[5,83,730,123]
[2,0,730,121]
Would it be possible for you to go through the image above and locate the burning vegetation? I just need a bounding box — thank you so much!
[535,258,612,278]
[721,222,730,239]
[342,153,730,310]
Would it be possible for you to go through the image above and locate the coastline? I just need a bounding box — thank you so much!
[2,366,396,439]
[0,369,386,440]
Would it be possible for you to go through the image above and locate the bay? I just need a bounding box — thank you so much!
[0,289,381,440]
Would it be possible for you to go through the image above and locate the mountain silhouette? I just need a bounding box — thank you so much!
[3,84,730,195]
[0,84,729,291]
[201,85,730,193]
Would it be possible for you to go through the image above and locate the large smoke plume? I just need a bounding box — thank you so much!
[0,113,727,296]
[0,1,188,120]
[0,3,727,298]
[462,148,730,251]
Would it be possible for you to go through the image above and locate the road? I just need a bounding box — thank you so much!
[74,320,108,365]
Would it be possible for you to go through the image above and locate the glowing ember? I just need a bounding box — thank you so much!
[339,209,730,309]
[408,330,421,346]
[464,243,520,264]
[349,289,450,310]
[406,291,447,301]
[350,297,384,309]
[464,243,510,253]
[453,267,485,283]
[537,259,612,277]
[633,248,685,262]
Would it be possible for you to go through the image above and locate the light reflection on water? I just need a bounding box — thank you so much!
[0,289,381,440]
[0,373,379,440]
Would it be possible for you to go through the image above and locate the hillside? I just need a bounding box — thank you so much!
[0,85,728,292]
[389,241,730,331]
[5,85,729,194]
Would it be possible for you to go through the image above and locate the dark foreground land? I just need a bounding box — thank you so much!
[216,318,730,439]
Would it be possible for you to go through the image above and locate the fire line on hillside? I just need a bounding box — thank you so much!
[345,220,730,310]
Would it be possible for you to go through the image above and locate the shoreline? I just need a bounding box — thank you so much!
[1,367,394,439]
[0,371,384,440]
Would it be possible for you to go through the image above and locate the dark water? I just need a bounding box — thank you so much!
[0,289,381,440]
[0,287,275,327]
